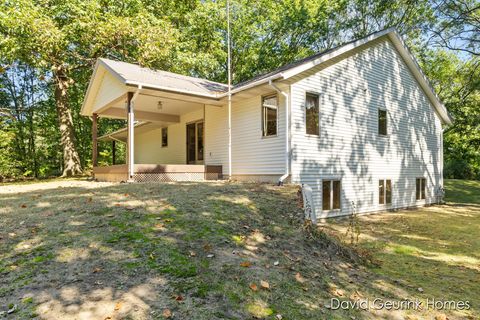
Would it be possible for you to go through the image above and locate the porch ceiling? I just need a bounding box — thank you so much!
[96,91,213,123]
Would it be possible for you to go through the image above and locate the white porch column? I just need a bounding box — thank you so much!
[126,92,135,181]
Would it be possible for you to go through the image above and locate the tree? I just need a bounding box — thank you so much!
[429,0,480,56]
[0,0,181,175]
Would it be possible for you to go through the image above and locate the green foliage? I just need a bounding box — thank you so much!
[0,0,478,179]
[417,48,480,179]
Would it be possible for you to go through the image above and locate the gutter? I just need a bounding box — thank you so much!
[268,80,290,186]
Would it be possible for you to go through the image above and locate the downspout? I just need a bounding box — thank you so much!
[127,85,142,181]
[269,80,290,186]
[226,0,232,180]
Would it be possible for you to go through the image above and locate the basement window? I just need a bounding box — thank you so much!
[379,179,392,205]
[378,109,387,136]
[262,95,278,136]
[416,178,426,200]
[305,93,319,135]
[322,180,341,211]
[161,127,168,147]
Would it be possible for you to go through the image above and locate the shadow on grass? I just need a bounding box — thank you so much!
[324,179,480,320]
[1,180,477,319]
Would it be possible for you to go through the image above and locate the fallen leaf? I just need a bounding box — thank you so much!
[20,204,27,208]
[87,197,93,202]
[153,223,165,231]
[162,309,172,318]
[240,261,252,268]
[93,267,102,273]
[249,283,258,291]
[114,301,122,311]
[260,280,270,289]
[189,251,196,257]
[418,287,424,293]
[124,193,129,197]
[434,314,448,320]
[174,295,183,301]
[126,206,134,210]
[295,272,305,283]
[203,243,212,252]
[334,289,345,297]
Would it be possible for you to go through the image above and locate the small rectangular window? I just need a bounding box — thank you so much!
[322,180,341,211]
[379,180,385,204]
[197,122,204,161]
[262,95,278,136]
[379,179,392,205]
[386,179,392,204]
[378,109,387,136]
[161,127,168,147]
[305,93,319,135]
[416,178,426,200]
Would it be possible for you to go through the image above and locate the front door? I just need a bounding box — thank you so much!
[186,121,204,164]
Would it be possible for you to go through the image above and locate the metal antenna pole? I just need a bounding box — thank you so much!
[227,0,232,179]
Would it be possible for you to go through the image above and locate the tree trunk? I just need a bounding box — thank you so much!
[54,68,83,176]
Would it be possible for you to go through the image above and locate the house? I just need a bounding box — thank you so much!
[81,28,452,218]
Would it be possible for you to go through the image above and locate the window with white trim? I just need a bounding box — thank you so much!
[262,95,278,136]
[305,93,319,135]
[416,178,426,200]
[322,180,341,211]
[378,109,387,136]
[379,179,392,205]
[161,127,168,147]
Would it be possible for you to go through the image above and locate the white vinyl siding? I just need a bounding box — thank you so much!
[91,70,126,113]
[205,104,229,173]
[290,39,443,218]
[230,93,286,175]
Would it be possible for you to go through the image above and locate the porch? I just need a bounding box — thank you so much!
[83,58,230,182]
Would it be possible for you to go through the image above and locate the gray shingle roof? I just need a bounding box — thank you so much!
[100,58,228,96]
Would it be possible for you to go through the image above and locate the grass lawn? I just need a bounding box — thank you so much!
[324,179,480,320]
[0,179,478,319]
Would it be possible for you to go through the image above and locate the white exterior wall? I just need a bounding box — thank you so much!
[290,39,444,218]
[134,108,204,164]
[92,70,126,113]
[230,93,286,177]
[205,105,229,172]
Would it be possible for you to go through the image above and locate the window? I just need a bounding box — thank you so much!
[322,180,341,211]
[416,178,426,200]
[378,109,387,136]
[262,95,278,136]
[305,93,319,135]
[197,122,204,161]
[161,127,168,147]
[379,179,392,205]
